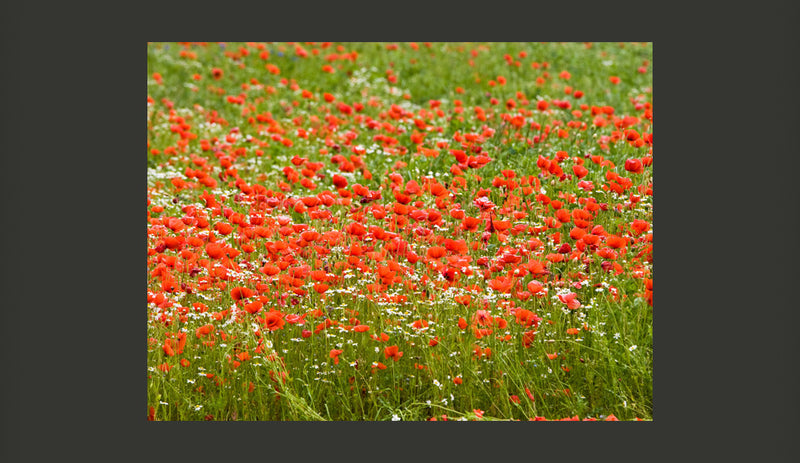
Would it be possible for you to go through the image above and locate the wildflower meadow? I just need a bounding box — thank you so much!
[147,42,653,421]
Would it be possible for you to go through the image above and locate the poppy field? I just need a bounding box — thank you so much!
[147,42,653,421]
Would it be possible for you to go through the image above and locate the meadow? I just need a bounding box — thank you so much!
[147,42,653,421]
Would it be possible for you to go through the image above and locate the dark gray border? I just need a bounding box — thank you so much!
[2,3,799,462]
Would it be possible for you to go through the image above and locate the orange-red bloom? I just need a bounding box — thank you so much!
[606,235,628,249]
[473,310,493,327]
[461,216,483,231]
[558,292,581,310]
[527,280,545,294]
[162,339,175,357]
[514,309,541,327]
[522,330,536,348]
[624,158,643,174]
[631,219,650,236]
[426,246,446,259]
[313,283,329,294]
[489,276,514,293]
[231,286,255,301]
[384,345,403,361]
[263,310,285,331]
[244,301,263,314]
[215,222,233,235]
[206,242,225,259]
[329,349,343,365]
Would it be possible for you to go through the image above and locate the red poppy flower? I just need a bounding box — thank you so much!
[558,292,581,310]
[195,324,214,339]
[157,363,173,373]
[473,197,495,211]
[230,287,255,301]
[260,264,280,276]
[263,310,285,331]
[492,220,511,232]
[473,310,494,327]
[522,330,537,348]
[489,276,514,293]
[528,280,544,294]
[162,339,175,357]
[384,345,403,361]
[310,270,328,282]
[514,309,540,327]
[332,174,348,188]
[313,283,329,294]
[581,234,601,247]
[426,246,446,259]
[572,165,589,179]
[461,216,483,231]
[244,301,263,314]
[215,222,233,235]
[569,227,587,240]
[286,314,306,325]
[205,242,225,259]
[346,222,366,236]
[411,319,429,330]
[630,219,650,236]
[624,158,644,174]
[606,235,628,249]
